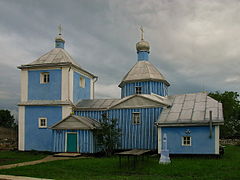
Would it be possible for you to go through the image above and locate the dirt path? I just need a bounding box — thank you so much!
[0,155,85,170]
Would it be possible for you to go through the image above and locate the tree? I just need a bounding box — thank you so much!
[94,113,121,156]
[0,109,16,128]
[209,91,240,138]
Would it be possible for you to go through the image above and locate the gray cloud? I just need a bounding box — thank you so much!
[0,0,239,119]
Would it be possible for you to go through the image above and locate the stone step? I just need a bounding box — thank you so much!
[53,153,81,157]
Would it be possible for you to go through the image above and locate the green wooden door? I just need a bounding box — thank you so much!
[67,133,77,152]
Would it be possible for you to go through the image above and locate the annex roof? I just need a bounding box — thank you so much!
[110,94,170,109]
[18,48,96,78]
[156,92,224,127]
[50,115,100,130]
[119,61,170,87]
[75,94,170,110]
[75,99,120,110]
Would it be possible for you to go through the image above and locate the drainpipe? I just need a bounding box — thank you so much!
[209,110,213,138]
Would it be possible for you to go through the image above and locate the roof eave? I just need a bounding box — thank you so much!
[118,79,170,88]
[18,62,97,79]
[156,121,224,127]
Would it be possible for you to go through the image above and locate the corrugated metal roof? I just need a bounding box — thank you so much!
[110,94,170,109]
[25,48,80,67]
[18,100,73,106]
[76,99,120,110]
[50,115,100,130]
[157,92,224,126]
[119,61,170,87]
[75,94,170,110]
[18,48,97,78]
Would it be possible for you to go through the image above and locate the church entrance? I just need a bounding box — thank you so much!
[66,132,78,152]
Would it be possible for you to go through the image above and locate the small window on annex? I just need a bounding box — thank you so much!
[182,136,191,146]
[38,118,47,128]
[135,86,142,94]
[132,112,140,124]
[40,72,50,84]
[80,77,85,88]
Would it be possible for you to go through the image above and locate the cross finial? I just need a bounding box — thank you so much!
[58,24,62,35]
[140,26,144,40]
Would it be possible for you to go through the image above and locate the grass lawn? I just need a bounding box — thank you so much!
[0,146,239,180]
[0,151,47,166]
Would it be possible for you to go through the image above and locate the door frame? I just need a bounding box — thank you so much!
[65,132,79,152]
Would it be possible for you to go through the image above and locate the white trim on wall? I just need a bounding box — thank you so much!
[20,70,28,101]
[158,128,162,154]
[61,67,69,101]
[18,106,25,151]
[69,69,73,102]
[215,126,220,154]
[90,78,93,99]
[72,66,94,80]
[62,106,72,119]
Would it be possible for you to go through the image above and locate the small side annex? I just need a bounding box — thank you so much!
[50,115,100,153]
[156,92,224,155]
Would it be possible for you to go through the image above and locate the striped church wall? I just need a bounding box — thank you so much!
[75,110,105,120]
[74,107,162,150]
[52,129,96,153]
[121,81,168,98]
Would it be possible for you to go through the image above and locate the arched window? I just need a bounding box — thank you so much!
[80,77,85,88]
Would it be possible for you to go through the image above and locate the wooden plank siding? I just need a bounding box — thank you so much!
[52,129,96,153]
[75,107,163,150]
[121,81,168,98]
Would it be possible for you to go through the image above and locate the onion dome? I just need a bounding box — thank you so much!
[136,40,150,52]
[136,26,150,52]
[55,25,65,49]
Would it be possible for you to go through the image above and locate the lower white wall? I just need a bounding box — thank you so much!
[20,70,28,101]
[158,127,162,154]
[18,106,25,151]
[215,125,220,154]
[62,106,72,119]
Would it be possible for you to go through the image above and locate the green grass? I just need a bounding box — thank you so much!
[0,146,239,180]
[0,150,47,165]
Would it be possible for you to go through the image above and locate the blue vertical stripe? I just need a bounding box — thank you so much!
[121,81,168,98]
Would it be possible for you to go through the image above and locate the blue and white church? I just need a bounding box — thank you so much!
[18,29,224,155]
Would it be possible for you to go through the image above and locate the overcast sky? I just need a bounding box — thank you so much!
[0,0,239,119]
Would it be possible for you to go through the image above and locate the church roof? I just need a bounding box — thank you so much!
[29,48,80,66]
[75,99,120,110]
[18,48,96,78]
[75,94,170,110]
[50,115,100,130]
[110,94,170,109]
[156,92,224,126]
[119,61,170,87]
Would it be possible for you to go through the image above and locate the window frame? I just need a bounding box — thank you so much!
[40,72,50,84]
[135,86,142,94]
[182,136,192,146]
[38,117,47,128]
[79,77,85,88]
[132,112,141,125]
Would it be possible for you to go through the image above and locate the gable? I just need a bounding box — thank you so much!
[53,117,88,129]
[51,115,99,130]
[110,96,165,109]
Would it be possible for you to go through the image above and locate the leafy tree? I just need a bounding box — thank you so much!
[209,91,240,138]
[94,113,121,156]
[0,109,16,128]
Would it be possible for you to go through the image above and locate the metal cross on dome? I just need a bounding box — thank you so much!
[58,24,62,35]
[140,26,144,40]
